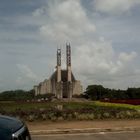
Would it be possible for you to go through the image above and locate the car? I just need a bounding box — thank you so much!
[0,115,31,140]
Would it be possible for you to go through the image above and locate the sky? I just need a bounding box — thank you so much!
[0,0,140,91]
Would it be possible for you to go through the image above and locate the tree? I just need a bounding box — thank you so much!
[0,89,35,101]
[85,85,105,100]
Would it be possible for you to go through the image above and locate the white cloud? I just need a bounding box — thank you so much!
[72,42,137,88]
[94,0,140,14]
[17,64,38,80]
[31,0,138,89]
[38,0,96,43]
[73,41,114,74]
[119,52,137,62]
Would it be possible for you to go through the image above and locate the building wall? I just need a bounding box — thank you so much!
[34,79,83,97]
[51,78,56,96]
[45,79,52,93]
[73,81,83,95]
[40,82,45,95]
[34,79,52,95]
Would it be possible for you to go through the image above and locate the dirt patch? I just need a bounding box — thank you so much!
[27,120,140,131]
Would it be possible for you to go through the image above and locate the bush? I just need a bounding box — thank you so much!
[103,112,110,118]
[28,114,35,122]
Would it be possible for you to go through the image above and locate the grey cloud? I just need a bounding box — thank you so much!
[93,0,140,15]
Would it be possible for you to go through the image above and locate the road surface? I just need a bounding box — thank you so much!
[32,131,140,140]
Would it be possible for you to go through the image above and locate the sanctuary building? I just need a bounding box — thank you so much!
[34,44,83,99]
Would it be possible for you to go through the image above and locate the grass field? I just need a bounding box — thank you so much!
[0,101,57,112]
[0,100,140,121]
[94,101,140,110]
[0,100,140,111]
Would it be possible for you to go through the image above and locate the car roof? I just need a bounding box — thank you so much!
[0,115,23,134]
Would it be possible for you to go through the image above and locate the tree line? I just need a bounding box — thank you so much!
[0,89,54,101]
[0,85,140,101]
[84,85,140,100]
[0,90,35,101]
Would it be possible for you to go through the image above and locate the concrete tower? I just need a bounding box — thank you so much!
[66,43,72,82]
[57,49,61,82]
[56,48,62,99]
[66,43,72,99]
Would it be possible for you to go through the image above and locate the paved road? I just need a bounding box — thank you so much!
[32,131,140,140]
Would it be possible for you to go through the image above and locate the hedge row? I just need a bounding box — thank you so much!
[0,106,140,121]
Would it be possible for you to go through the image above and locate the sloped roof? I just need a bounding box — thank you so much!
[50,70,76,82]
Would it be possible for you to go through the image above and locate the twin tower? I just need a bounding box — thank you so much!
[56,44,73,99]
[34,44,83,99]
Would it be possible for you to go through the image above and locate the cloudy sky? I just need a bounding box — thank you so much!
[0,0,140,91]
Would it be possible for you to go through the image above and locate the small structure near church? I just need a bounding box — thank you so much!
[34,43,83,99]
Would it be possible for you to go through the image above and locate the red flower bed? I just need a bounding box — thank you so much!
[101,99,140,105]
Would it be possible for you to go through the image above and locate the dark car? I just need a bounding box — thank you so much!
[0,115,31,140]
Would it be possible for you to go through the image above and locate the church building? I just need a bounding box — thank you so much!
[34,44,83,99]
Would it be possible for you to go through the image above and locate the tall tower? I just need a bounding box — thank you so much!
[57,49,61,82]
[66,43,72,82]
[56,48,62,99]
[66,43,72,99]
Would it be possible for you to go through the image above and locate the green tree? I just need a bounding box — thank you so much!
[85,85,105,100]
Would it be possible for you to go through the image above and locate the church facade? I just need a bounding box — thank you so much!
[34,44,83,99]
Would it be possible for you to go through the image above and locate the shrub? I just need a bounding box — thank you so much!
[41,114,47,120]
[28,114,35,122]
[103,112,110,118]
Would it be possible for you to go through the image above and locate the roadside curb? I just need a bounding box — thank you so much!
[30,127,140,135]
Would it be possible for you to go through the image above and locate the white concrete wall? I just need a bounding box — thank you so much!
[45,79,52,93]
[67,66,72,82]
[57,66,61,82]
[73,81,83,95]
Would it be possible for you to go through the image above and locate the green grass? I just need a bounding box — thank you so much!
[0,100,140,112]
[58,101,140,111]
[0,101,56,112]
[94,101,140,110]
[1,101,140,121]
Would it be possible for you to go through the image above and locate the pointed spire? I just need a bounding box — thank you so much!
[66,43,71,67]
[57,48,61,66]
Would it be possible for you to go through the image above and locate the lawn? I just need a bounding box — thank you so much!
[94,101,140,110]
[0,100,140,121]
[0,101,56,112]
[0,101,87,112]
[1,100,140,112]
